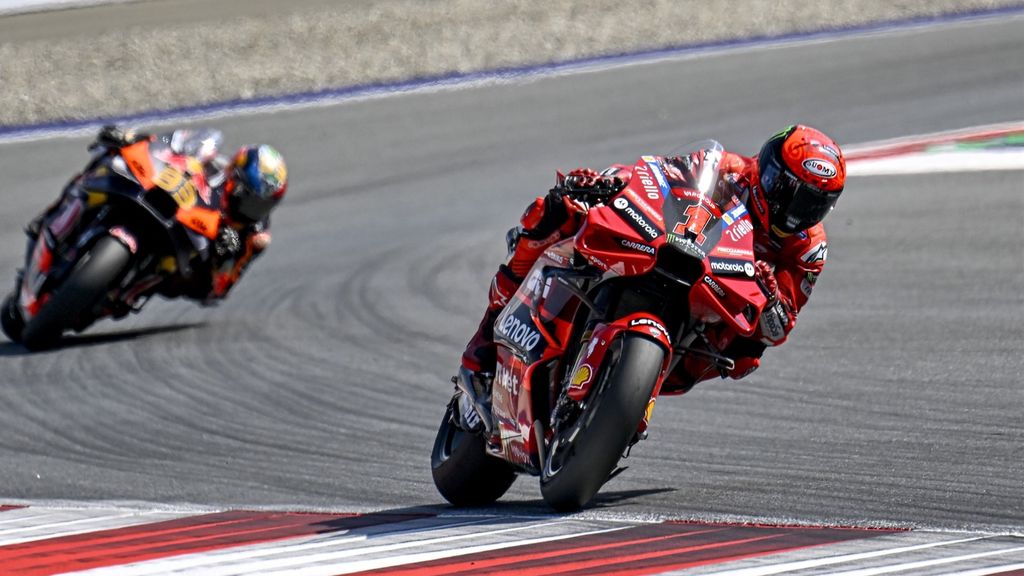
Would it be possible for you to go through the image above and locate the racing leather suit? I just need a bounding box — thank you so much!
[22,127,271,304]
[461,150,828,391]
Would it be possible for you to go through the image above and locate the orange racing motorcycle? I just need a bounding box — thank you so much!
[431,140,770,510]
[2,130,225,350]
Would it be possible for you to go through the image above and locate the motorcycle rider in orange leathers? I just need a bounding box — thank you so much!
[457,125,846,429]
[21,125,288,306]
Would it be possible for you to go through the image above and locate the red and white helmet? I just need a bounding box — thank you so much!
[753,125,845,235]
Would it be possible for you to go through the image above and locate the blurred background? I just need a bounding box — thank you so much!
[0,0,1022,534]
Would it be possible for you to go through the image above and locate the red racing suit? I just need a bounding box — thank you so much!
[462,151,828,390]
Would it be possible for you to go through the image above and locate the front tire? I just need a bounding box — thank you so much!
[21,236,131,350]
[431,402,517,507]
[540,334,664,511]
[1,293,25,343]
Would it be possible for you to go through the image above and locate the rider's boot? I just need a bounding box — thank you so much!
[456,265,522,431]
[454,193,579,431]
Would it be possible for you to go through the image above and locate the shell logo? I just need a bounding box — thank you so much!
[569,364,592,389]
[643,397,657,425]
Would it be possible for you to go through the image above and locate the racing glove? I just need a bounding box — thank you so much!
[564,168,624,194]
[90,125,146,150]
[213,225,242,260]
[754,260,793,345]
[565,168,602,189]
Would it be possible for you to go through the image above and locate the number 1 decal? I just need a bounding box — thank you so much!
[676,203,714,245]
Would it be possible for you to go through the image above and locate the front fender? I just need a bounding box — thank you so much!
[565,312,673,403]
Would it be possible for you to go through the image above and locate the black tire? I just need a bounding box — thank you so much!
[21,236,131,350]
[1,293,25,344]
[540,334,664,511]
[431,403,517,507]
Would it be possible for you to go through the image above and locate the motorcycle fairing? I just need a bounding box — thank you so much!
[564,312,673,403]
[490,241,583,470]
[15,137,223,324]
[484,143,769,476]
[490,348,544,469]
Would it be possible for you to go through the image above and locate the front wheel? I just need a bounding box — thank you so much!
[540,334,664,511]
[1,293,25,343]
[21,236,131,350]
[431,401,517,507]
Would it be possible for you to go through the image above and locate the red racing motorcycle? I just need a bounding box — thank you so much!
[432,140,769,510]
[1,130,225,350]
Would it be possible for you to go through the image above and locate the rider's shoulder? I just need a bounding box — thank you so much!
[779,224,829,270]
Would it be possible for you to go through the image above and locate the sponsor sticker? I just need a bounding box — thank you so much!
[569,364,593,389]
[703,275,726,298]
[725,218,754,242]
[496,364,520,393]
[802,158,837,178]
[612,196,662,241]
[721,203,748,225]
[666,233,708,259]
[709,257,755,278]
[715,245,754,258]
[620,238,655,255]
[800,242,828,264]
[629,317,670,340]
[496,312,542,351]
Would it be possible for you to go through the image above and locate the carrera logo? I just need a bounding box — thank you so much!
[803,158,837,179]
[703,275,726,297]
[497,313,542,351]
[620,239,655,255]
[710,257,755,278]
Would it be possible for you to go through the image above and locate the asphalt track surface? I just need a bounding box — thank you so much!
[0,14,1022,534]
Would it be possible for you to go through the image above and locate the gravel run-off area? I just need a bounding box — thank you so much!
[1,0,1022,126]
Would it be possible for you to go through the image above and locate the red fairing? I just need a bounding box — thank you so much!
[565,312,673,403]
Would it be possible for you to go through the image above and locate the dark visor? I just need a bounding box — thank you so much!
[761,161,840,233]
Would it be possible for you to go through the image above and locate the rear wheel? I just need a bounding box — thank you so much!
[431,401,517,507]
[21,236,131,350]
[540,334,664,511]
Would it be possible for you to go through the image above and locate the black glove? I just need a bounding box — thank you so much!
[213,226,241,260]
[91,125,145,150]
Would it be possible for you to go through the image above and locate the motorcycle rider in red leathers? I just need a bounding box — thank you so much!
[457,125,846,429]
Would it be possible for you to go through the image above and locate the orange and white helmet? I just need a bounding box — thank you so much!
[753,125,845,235]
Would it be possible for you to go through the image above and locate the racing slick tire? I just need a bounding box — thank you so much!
[21,236,131,351]
[431,403,517,507]
[540,334,663,511]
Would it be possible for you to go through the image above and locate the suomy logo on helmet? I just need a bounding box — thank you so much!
[802,159,837,179]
